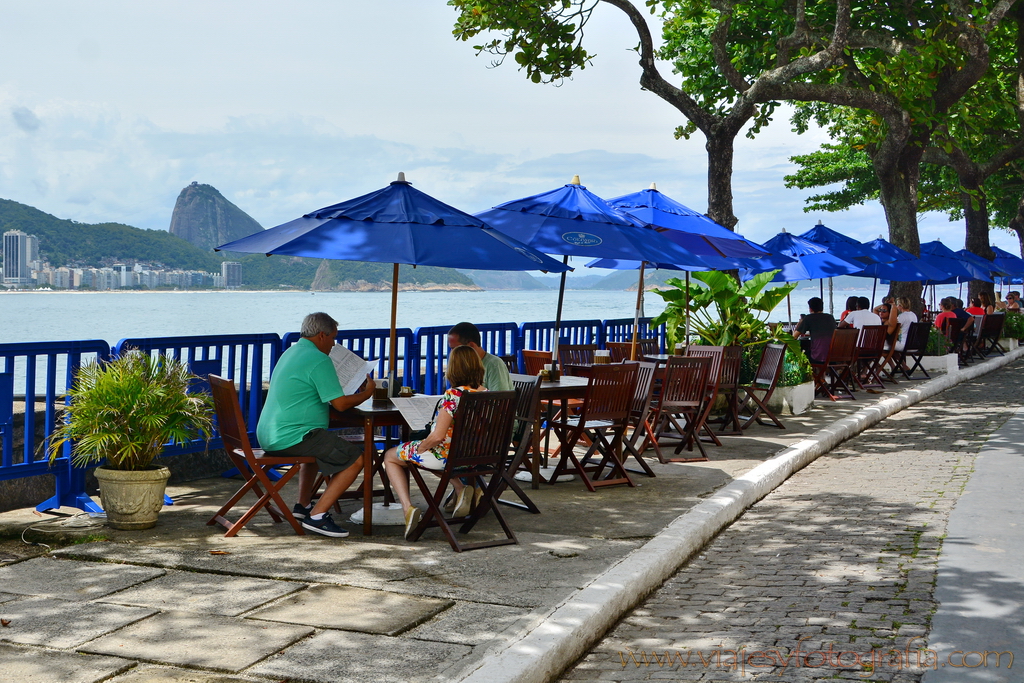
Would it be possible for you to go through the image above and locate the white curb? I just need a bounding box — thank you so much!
[452,347,1024,683]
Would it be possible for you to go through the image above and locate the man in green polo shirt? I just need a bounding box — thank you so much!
[257,312,374,538]
[447,321,513,391]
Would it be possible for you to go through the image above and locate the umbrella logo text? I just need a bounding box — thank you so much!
[562,232,603,247]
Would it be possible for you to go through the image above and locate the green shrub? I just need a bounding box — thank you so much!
[1002,311,1024,339]
[924,326,952,356]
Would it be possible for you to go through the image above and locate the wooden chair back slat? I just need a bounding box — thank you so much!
[578,362,638,423]
[558,344,597,367]
[607,339,659,363]
[661,356,711,409]
[509,373,542,424]
[209,375,254,459]
[828,328,859,364]
[522,349,551,376]
[903,321,930,355]
[857,325,887,354]
[446,390,519,470]
[754,344,786,386]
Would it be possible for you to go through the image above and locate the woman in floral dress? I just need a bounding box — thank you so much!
[383,345,485,539]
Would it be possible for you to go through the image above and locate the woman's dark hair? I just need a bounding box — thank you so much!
[845,296,859,311]
[979,292,993,309]
[446,346,485,388]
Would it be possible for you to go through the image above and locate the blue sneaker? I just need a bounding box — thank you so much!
[301,513,349,538]
[292,503,313,519]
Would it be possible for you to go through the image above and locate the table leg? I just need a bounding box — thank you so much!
[362,416,374,536]
[531,414,541,490]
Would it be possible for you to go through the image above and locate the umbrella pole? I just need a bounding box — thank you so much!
[684,271,691,348]
[552,255,569,370]
[829,277,834,316]
[871,278,877,308]
[819,278,824,300]
[630,262,646,361]
[787,289,792,325]
[389,263,399,395]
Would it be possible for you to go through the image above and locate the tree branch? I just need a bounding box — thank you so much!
[599,0,718,133]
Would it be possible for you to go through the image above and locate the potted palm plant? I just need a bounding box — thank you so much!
[48,350,213,530]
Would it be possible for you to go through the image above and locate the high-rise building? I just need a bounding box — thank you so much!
[221,261,241,289]
[3,230,39,286]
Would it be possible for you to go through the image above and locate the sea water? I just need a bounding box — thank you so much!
[0,283,969,346]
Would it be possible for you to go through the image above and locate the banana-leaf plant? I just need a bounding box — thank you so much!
[652,269,800,355]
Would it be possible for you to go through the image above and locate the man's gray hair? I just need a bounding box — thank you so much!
[301,312,339,338]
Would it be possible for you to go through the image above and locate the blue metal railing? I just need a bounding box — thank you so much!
[2,317,661,512]
[603,317,664,353]
[0,340,111,512]
[520,319,604,351]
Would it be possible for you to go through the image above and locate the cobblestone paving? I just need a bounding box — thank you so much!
[560,361,1024,683]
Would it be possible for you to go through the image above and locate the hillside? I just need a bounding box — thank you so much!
[311,260,478,291]
[0,199,224,272]
[459,270,549,290]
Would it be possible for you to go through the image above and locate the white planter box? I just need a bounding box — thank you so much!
[998,338,1019,352]
[766,381,814,415]
[920,353,959,375]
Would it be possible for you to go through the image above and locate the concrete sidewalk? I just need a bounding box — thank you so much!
[560,356,1024,682]
[0,358,1017,683]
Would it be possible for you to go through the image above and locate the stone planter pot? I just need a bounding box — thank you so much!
[998,338,1019,352]
[920,353,960,375]
[94,466,171,530]
[765,381,814,416]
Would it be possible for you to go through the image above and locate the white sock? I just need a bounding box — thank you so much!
[310,513,325,521]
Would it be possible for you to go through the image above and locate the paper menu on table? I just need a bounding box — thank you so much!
[390,395,443,431]
[328,345,378,397]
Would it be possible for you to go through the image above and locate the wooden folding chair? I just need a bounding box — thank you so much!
[493,374,543,513]
[855,325,888,390]
[943,317,973,366]
[811,328,859,401]
[707,346,743,434]
[684,346,726,446]
[206,374,316,537]
[737,343,787,430]
[974,314,1006,358]
[521,349,551,375]
[406,390,519,552]
[548,363,639,491]
[500,354,519,373]
[559,344,597,376]
[652,356,713,462]
[896,322,932,380]
[620,361,659,477]
[607,338,659,363]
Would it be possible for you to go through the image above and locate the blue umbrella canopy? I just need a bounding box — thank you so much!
[476,180,710,268]
[216,177,568,273]
[798,222,879,263]
[956,249,1005,280]
[919,241,991,284]
[856,238,951,281]
[991,246,1024,278]
[216,174,570,389]
[744,231,865,282]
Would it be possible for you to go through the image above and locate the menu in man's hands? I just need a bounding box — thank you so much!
[328,345,378,397]
[390,395,444,431]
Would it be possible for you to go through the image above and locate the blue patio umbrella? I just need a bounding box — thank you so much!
[478,177,712,363]
[991,246,1024,279]
[742,231,865,322]
[957,249,1005,281]
[919,241,991,284]
[217,173,570,389]
[854,237,951,306]
[798,222,879,264]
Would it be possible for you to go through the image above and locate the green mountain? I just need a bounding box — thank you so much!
[311,260,478,291]
[459,269,549,290]
[0,198,223,272]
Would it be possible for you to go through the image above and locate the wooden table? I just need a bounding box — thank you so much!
[330,398,408,536]
[530,375,590,487]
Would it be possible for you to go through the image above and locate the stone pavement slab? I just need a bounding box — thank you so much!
[0,642,133,683]
[98,568,305,616]
[405,601,533,646]
[0,596,155,648]
[250,628,472,683]
[79,610,314,672]
[108,664,257,683]
[923,405,1024,683]
[0,556,164,601]
[248,584,453,635]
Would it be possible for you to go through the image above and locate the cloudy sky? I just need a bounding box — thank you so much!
[2,0,1018,271]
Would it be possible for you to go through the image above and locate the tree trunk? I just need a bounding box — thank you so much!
[705,132,738,230]
[875,150,924,315]
[961,180,996,304]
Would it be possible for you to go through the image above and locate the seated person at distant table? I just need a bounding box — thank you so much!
[839,297,881,330]
[933,297,958,330]
[795,297,836,363]
[447,321,512,391]
[1006,291,1021,312]
[256,312,374,539]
